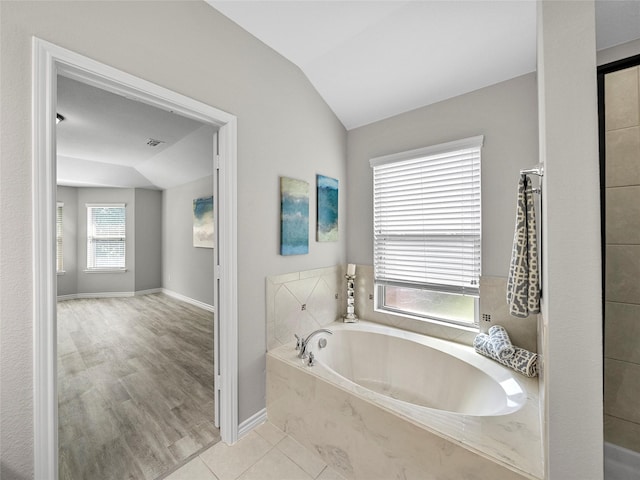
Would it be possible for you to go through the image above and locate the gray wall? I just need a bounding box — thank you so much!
[76,187,136,294]
[1,2,346,474]
[162,176,215,306]
[346,73,539,278]
[56,186,163,296]
[56,186,78,296]
[135,188,163,292]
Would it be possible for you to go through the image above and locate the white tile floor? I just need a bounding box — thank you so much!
[162,422,346,480]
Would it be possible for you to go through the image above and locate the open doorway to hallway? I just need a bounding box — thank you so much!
[33,39,239,479]
[55,74,220,479]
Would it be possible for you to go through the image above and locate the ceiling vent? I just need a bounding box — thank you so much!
[146,138,165,147]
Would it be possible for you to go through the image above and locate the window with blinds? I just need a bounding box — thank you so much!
[86,204,126,270]
[56,202,64,273]
[370,136,482,326]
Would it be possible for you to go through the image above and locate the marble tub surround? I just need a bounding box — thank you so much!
[267,321,543,480]
[266,266,344,351]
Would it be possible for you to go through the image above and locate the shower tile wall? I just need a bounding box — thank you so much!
[604,64,640,454]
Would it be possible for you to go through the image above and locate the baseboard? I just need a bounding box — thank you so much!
[57,291,134,301]
[56,294,79,301]
[57,289,161,301]
[161,288,215,312]
[135,288,162,296]
[238,408,267,439]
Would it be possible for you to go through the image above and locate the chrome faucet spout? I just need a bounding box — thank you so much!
[297,328,333,359]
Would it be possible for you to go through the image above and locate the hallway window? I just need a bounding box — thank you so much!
[370,136,482,327]
[86,204,126,270]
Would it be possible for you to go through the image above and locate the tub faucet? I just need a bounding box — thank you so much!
[295,329,332,359]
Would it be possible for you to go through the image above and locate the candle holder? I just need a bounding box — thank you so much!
[343,274,358,323]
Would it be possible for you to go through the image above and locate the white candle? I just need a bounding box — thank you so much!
[347,263,356,276]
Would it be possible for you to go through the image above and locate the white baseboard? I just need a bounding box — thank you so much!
[57,291,134,301]
[57,288,162,301]
[238,408,267,439]
[56,294,79,301]
[162,288,215,312]
[135,288,162,296]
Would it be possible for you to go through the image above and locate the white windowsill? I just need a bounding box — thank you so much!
[83,268,128,274]
[374,305,479,333]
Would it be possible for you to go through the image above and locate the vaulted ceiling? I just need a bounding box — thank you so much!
[57,1,640,188]
[56,76,214,190]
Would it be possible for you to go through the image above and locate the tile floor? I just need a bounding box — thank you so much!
[162,422,345,480]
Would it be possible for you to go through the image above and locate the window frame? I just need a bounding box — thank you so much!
[369,136,483,329]
[85,203,127,273]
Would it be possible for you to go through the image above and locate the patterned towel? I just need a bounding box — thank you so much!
[473,333,538,378]
[506,174,540,318]
[488,325,515,360]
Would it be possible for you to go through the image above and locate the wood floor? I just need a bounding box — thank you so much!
[57,294,219,480]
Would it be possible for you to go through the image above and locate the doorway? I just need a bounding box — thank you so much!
[33,38,238,479]
[56,74,219,478]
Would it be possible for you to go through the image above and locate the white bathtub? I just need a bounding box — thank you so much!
[310,323,527,417]
[267,320,543,479]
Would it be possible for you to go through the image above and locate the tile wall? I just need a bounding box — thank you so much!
[267,265,537,354]
[604,64,640,453]
[266,266,344,351]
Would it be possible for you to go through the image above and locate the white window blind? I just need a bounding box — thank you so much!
[370,136,482,297]
[86,204,126,270]
[56,202,64,272]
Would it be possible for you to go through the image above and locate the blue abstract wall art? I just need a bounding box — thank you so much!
[316,174,338,242]
[193,196,214,248]
[280,177,309,255]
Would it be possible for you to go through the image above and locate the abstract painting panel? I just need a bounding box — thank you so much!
[316,174,338,242]
[193,196,214,248]
[280,177,309,255]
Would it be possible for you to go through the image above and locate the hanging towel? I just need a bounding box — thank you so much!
[506,174,540,318]
[473,333,538,378]
[488,325,515,360]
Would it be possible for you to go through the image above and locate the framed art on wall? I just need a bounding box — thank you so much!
[280,177,309,255]
[193,196,214,248]
[316,174,338,242]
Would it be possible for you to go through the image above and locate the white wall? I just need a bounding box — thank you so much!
[162,176,215,306]
[347,72,539,278]
[537,1,603,478]
[0,2,346,476]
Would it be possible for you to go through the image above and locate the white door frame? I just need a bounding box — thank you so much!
[32,38,238,479]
